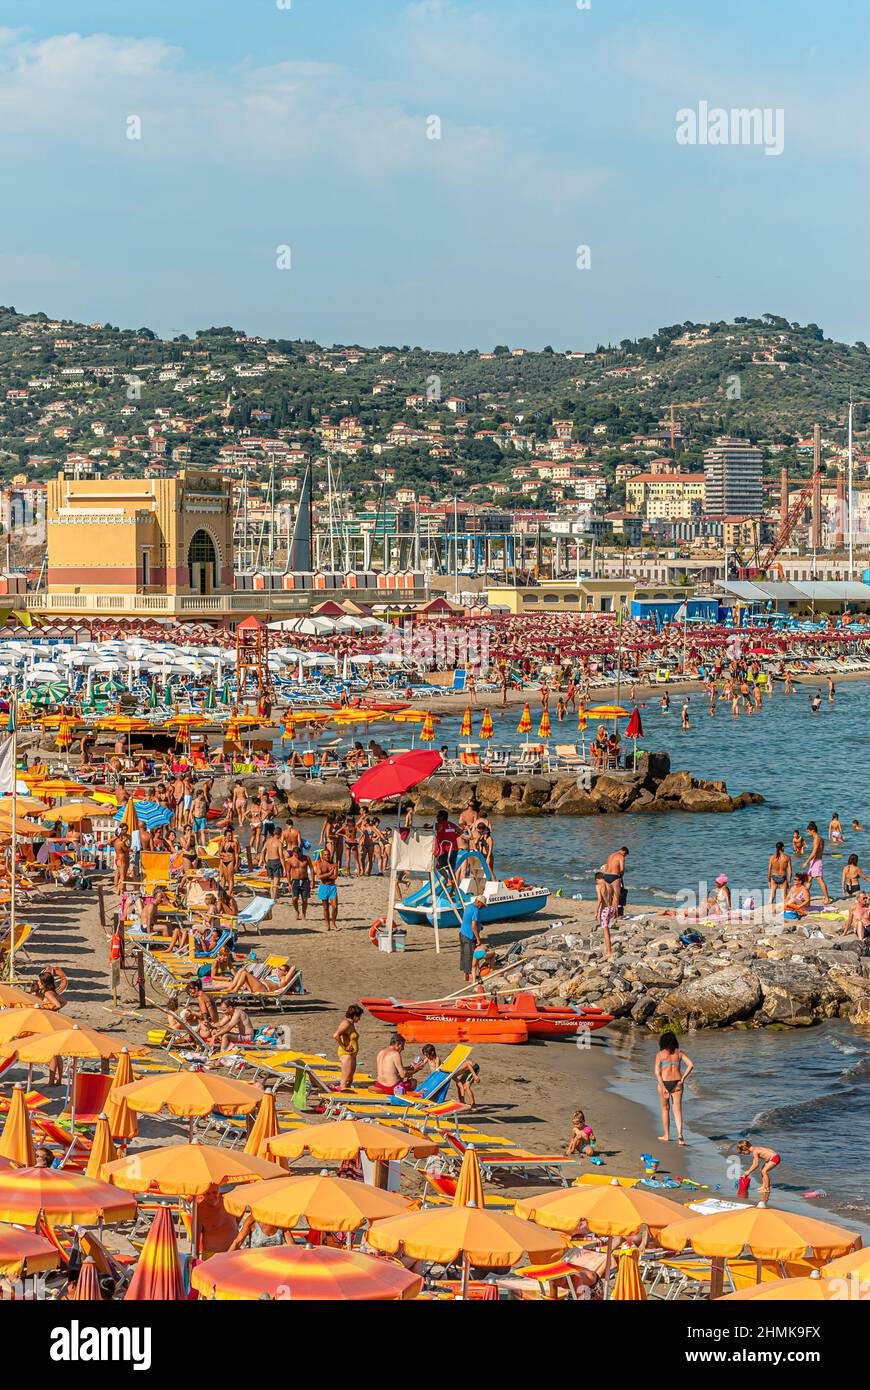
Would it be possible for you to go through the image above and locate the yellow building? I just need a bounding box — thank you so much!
[45,470,233,597]
[487,579,694,614]
[625,472,705,520]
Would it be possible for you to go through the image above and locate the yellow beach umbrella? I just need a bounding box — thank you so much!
[85,1112,116,1180]
[27,776,90,800]
[367,1204,565,1267]
[420,712,436,743]
[453,1143,484,1210]
[515,1180,686,1238]
[102,1141,285,1197]
[0,1167,137,1227]
[0,814,44,837]
[537,709,551,739]
[0,1006,76,1045]
[577,704,588,731]
[479,707,494,741]
[4,1024,147,1133]
[584,705,630,719]
[0,983,34,1006]
[265,1119,438,1163]
[723,1272,869,1301]
[55,718,74,751]
[611,1244,646,1300]
[244,1092,279,1158]
[659,1205,860,1263]
[459,706,473,737]
[115,1070,264,1128]
[223,1172,412,1231]
[0,1083,36,1166]
[280,712,297,742]
[822,1246,870,1281]
[120,798,140,833]
[41,800,106,825]
[516,703,532,734]
[104,1047,138,1141]
[1,795,49,815]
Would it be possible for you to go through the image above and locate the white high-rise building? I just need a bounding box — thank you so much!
[703,437,763,517]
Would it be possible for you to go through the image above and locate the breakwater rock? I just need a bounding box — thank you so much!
[503,915,870,1030]
[276,752,764,818]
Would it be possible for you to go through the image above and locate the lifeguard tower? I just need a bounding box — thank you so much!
[235,615,272,708]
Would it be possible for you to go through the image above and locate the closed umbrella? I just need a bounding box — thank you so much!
[124,1205,185,1301]
[453,1143,484,1210]
[612,1244,646,1300]
[104,1047,139,1141]
[72,1257,102,1301]
[460,706,473,737]
[516,703,532,734]
[243,1093,279,1158]
[85,1113,116,1180]
[537,709,551,739]
[420,712,436,743]
[0,1083,36,1166]
[191,1245,422,1301]
[479,708,494,740]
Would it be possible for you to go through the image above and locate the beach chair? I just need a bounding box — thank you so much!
[140,852,172,889]
[442,1133,580,1185]
[235,895,274,936]
[0,919,36,963]
[59,1071,114,1128]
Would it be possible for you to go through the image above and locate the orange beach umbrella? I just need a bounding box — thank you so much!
[124,1204,186,1301]
[367,1204,565,1267]
[244,1092,279,1158]
[0,1226,61,1277]
[104,1046,138,1141]
[479,707,494,740]
[453,1143,484,1210]
[537,709,551,739]
[72,1257,102,1300]
[0,1083,36,1167]
[85,1113,116,1181]
[265,1119,438,1163]
[0,1166,137,1227]
[515,1180,686,1239]
[723,1272,870,1301]
[114,1071,264,1142]
[460,706,473,737]
[103,1141,284,1197]
[659,1205,860,1263]
[191,1244,422,1301]
[516,703,532,733]
[223,1172,412,1232]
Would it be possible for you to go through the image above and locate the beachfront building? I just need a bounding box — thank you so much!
[486,578,691,614]
[625,471,705,520]
[703,438,764,517]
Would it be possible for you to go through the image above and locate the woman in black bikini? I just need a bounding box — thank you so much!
[654,1032,694,1145]
[767,842,792,908]
[842,854,870,897]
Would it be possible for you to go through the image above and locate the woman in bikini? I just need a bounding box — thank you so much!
[654,1031,694,1145]
[842,853,870,896]
[767,842,792,908]
[343,817,361,877]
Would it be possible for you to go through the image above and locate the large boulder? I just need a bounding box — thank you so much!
[591,774,641,811]
[730,791,766,808]
[552,790,599,816]
[655,770,693,801]
[279,777,353,814]
[523,775,556,808]
[425,777,476,811]
[679,788,735,813]
[659,966,763,1027]
[635,750,670,789]
[474,775,512,807]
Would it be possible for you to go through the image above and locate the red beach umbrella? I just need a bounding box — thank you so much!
[124,1205,185,1301]
[350,750,443,803]
[625,707,644,739]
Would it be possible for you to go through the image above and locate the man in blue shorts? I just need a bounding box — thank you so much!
[315,846,339,930]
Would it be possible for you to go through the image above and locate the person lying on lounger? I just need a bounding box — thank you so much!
[214,960,301,996]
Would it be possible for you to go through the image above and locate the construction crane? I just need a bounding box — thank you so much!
[737,466,823,580]
[667,401,713,450]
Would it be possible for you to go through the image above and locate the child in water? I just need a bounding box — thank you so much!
[736,1140,781,1202]
[566,1109,596,1156]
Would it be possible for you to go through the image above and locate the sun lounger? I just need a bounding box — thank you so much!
[59,1071,114,1128]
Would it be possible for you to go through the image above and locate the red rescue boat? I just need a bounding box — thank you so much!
[361,992,612,1040]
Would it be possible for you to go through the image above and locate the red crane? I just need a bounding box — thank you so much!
[737,467,823,580]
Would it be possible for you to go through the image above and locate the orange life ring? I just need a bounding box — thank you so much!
[504,876,525,890]
[370,918,386,944]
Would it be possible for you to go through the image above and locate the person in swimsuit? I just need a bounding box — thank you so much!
[218,828,239,894]
[792,828,806,857]
[654,1031,694,1145]
[285,847,314,919]
[333,1004,363,1092]
[315,847,339,930]
[842,854,870,897]
[803,821,831,904]
[374,1035,408,1094]
[261,826,285,901]
[843,890,870,941]
[736,1140,781,1202]
[767,842,792,908]
[828,812,845,845]
[783,872,811,919]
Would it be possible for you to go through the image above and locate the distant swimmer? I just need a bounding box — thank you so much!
[681,700,690,730]
[810,689,822,713]
[660,692,670,712]
[827,677,835,701]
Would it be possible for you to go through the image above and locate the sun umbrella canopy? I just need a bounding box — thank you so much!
[350,751,443,804]
[124,1205,185,1301]
[0,1226,61,1277]
[0,1007,75,1045]
[113,800,174,830]
[514,1180,686,1237]
[821,1247,870,1281]
[41,800,106,824]
[367,1205,565,1267]
[223,1172,412,1231]
[102,1141,284,1196]
[584,705,631,719]
[4,1023,144,1064]
[0,1166,137,1226]
[659,1206,860,1262]
[0,983,34,1006]
[27,776,89,798]
[114,1071,264,1118]
[625,707,644,739]
[191,1245,422,1301]
[265,1119,438,1163]
[723,1273,870,1301]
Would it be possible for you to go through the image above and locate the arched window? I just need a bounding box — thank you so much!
[188,529,217,593]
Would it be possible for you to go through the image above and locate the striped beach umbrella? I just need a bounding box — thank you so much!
[537,708,551,738]
[419,712,436,743]
[0,1227,60,1278]
[104,1047,139,1141]
[191,1245,422,1302]
[124,1205,185,1301]
[460,706,473,737]
[281,711,297,742]
[517,703,532,734]
[0,1083,36,1166]
[0,1167,137,1227]
[54,717,74,751]
[479,707,494,741]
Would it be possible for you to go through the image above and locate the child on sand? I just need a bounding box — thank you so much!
[566,1109,596,1157]
[736,1140,781,1202]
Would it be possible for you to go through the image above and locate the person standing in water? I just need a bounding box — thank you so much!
[803,821,831,904]
[654,1032,694,1145]
[767,842,792,908]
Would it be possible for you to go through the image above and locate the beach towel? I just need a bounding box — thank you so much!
[292,1067,308,1110]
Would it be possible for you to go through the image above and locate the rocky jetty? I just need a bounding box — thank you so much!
[502,914,870,1030]
[276,752,764,818]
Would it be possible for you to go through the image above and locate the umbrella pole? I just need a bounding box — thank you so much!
[460,1251,470,1300]
[62,1058,79,1164]
[709,1256,725,1300]
[604,1235,614,1296]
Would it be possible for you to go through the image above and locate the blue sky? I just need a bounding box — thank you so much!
[1,0,867,349]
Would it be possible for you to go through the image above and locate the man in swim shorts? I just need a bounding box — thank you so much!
[374,1035,408,1094]
[803,821,831,904]
[286,846,314,920]
[261,826,286,902]
[315,847,339,930]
